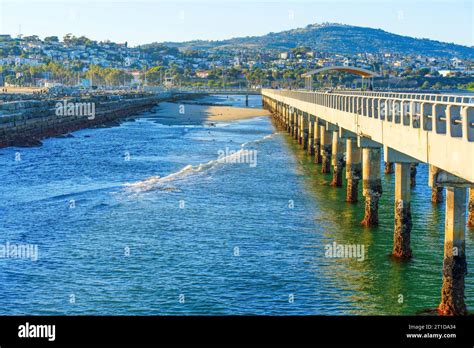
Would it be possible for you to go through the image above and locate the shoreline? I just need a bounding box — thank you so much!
[0,92,206,148]
[0,93,268,148]
[151,97,269,126]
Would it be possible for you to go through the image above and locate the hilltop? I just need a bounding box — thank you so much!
[162,23,474,58]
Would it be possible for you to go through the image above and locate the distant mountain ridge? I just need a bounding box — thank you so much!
[163,23,474,58]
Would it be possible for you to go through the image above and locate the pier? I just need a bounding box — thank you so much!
[262,88,474,316]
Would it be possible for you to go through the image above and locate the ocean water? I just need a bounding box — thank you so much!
[0,94,472,315]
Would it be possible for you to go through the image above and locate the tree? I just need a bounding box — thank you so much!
[145,66,165,85]
[23,35,40,43]
[291,46,310,56]
[44,36,59,43]
[103,68,131,86]
[416,68,430,77]
[63,33,74,46]
[462,82,474,91]
[400,67,413,77]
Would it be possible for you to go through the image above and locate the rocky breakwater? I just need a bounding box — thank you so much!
[0,91,172,148]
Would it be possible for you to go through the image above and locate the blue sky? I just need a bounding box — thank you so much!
[0,0,472,47]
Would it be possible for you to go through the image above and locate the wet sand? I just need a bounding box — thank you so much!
[151,98,270,126]
[207,105,270,121]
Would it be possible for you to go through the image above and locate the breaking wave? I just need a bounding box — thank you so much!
[123,132,277,193]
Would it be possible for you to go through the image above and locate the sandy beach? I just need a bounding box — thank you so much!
[151,97,270,126]
[206,105,270,121]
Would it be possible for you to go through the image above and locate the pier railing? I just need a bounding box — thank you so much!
[262,88,474,183]
[320,89,474,103]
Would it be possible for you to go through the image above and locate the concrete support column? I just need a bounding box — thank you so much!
[410,163,418,188]
[291,110,296,138]
[313,121,322,164]
[307,118,314,156]
[438,187,467,316]
[296,111,303,145]
[290,109,296,137]
[286,107,291,134]
[301,114,308,150]
[330,131,344,187]
[283,107,287,127]
[282,108,285,127]
[278,104,282,125]
[361,148,382,227]
[468,188,474,228]
[429,165,444,203]
[392,163,412,259]
[384,161,394,175]
[320,125,332,174]
[279,104,282,125]
[298,114,306,148]
[294,111,299,140]
[346,138,361,202]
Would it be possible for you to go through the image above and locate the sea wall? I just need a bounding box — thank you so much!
[0,92,194,148]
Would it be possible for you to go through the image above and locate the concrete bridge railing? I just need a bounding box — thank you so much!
[263,89,474,182]
[262,88,474,316]
[315,89,474,104]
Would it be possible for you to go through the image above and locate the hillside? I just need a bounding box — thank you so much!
[163,23,474,58]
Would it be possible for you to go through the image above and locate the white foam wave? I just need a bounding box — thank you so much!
[124,132,277,193]
[241,132,277,148]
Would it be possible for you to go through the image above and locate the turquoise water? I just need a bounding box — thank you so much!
[0,94,472,315]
